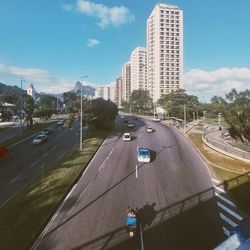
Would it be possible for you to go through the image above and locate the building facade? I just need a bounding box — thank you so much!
[115,77,123,106]
[130,47,147,93]
[27,84,36,101]
[147,3,183,102]
[94,86,110,100]
[122,61,131,102]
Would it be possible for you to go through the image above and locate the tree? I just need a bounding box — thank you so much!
[129,89,152,113]
[158,89,200,120]
[63,92,83,114]
[36,95,61,111]
[23,95,34,129]
[223,89,250,142]
[83,98,118,129]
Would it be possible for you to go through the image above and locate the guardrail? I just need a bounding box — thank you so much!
[203,134,250,163]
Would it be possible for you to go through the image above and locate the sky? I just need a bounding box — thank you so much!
[0,0,250,102]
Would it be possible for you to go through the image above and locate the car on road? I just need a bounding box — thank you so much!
[120,116,125,119]
[32,134,48,145]
[152,117,161,122]
[137,148,151,163]
[41,128,53,135]
[57,120,64,126]
[127,122,134,128]
[146,127,154,133]
[123,133,132,141]
[0,145,9,158]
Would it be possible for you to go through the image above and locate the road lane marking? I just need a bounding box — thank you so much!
[9,175,21,184]
[215,193,236,207]
[214,185,225,193]
[98,148,114,171]
[52,145,57,150]
[137,145,139,151]
[217,202,243,221]
[219,213,237,227]
[136,165,138,178]
[80,184,90,198]
[31,184,77,250]
[42,152,48,158]
[30,160,39,168]
[140,224,145,250]
[223,226,230,236]
[212,178,220,184]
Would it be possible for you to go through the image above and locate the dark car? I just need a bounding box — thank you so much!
[0,146,9,158]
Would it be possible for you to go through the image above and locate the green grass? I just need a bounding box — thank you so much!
[205,117,229,127]
[188,133,250,176]
[212,167,239,181]
[0,127,108,250]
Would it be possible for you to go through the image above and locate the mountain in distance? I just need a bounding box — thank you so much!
[71,81,96,96]
[0,82,26,95]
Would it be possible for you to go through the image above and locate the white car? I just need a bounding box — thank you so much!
[127,123,134,128]
[152,117,161,122]
[123,133,132,141]
[146,127,154,133]
[32,134,47,145]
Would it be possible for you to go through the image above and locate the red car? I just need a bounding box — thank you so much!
[0,146,9,158]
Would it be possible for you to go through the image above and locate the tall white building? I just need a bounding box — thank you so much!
[130,47,147,93]
[115,77,123,106]
[94,86,110,100]
[147,3,183,102]
[27,84,36,101]
[122,61,131,102]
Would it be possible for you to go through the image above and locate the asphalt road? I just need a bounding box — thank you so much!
[32,116,247,250]
[0,121,83,208]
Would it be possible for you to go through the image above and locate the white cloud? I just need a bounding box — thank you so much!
[61,4,73,11]
[184,67,250,101]
[76,0,134,28]
[87,38,100,47]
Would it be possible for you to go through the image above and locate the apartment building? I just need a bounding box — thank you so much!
[94,86,110,100]
[130,47,147,93]
[147,3,183,102]
[122,61,131,102]
[114,77,123,106]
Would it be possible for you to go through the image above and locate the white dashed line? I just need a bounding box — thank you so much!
[9,175,20,184]
[217,202,243,221]
[52,146,57,150]
[223,226,230,236]
[214,185,226,193]
[219,213,238,227]
[42,152,48,158]
[215,193,236,207]
[212,178,220,184]
[136,164,138,178]
[30,160,39,168]
[98,148,114,171]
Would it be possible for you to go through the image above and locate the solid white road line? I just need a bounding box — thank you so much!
[98,148,114,171]
[136,165,138,178]
[52,145,57,150]
[217,202,243,221]
[215,193,236,207]
[9,175,20,184]
[223,226,230,236]
[219,213,237,227]
[31,184,77,250]
[212,178,220,184]
[137,145,139,151]
[214,185,226,193]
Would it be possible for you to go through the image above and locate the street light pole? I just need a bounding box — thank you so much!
[80,76,88,151]
[218,112,221,127]
[19,78,24,136]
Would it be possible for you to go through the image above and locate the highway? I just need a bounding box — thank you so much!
[31,116,248,250]
[0,121,82,208]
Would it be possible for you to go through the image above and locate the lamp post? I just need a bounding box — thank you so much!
[218,112,222,127]
[19,78,25,136]
[203,111,207,124]
[80,76,88,151]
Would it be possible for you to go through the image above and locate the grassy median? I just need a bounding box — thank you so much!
[0,127,109,250]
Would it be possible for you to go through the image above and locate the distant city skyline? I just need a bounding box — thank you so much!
[0,0,250,102]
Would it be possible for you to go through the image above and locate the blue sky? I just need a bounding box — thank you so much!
[0,0,250,101]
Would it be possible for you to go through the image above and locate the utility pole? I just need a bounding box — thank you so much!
[218,112,221,127]
[80,76,88,151]
[19,78,24,136]
[184,104,186,133]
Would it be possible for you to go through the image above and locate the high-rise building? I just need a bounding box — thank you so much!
[122,61,131,102]
[115,77,123,106]
[94,86,110,100]
[147,3,183,102]
[27,83,36,101]
[130,47,147,93]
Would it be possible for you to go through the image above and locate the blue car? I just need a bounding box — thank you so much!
[137,148,151,163]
